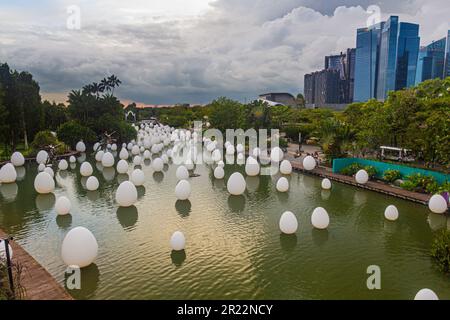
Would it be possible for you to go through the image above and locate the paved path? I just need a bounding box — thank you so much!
[0,229,72,300]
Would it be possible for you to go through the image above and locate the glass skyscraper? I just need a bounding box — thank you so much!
[377,16,399,100]
[415,37,446,84]
[353,22,383,102]
[395,22,420,90]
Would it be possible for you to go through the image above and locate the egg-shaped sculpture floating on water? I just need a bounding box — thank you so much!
[175,180,191,200]
[38,163,46,172]
[311,207,330,230]
[133,155,142,166]
[226,145,235,155]
[119,148,129,160]
[218,160,225,168]
[131,145,140,156]
[245,157,260,176]
[303,156,316,171]
[279,211,298,234]
[143,150,151,160]
[61,227,98,268]
[111,143,117,151]
[86,176,99,191]
[279,160,292,175]
[101,152,115,168]
[44,166,54,178]
[36,150,49,165]
[227,172,246,195]
[276,177,289,192]
[34,172,55,194]
[0,163,17,183]
[80,162,93,177]
[271,147,284,163]
[414,288,439,300]
[185,159,194,171]
[58,159,68,171]
[116,159,129,174]
[76,141,86,153]
[95,150,104,162]
[384,205,399,221]
[131,169,145,186]
[69,156,76,163]
[428,194,447,214]
[93,142,100,152]
[152,158,164,172]
[236,144,244,154]
[212,149,222,162]
[115,181,138,207]
[10,152,25,167]
[321,178,332,190]
[176,166,189,181]
[161,154,169,164]
[355,169,369,184]
[55,196,71,215]
[170,231,186,251]
[214,166,225,179]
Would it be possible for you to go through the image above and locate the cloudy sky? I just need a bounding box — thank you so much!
[0,0,449,105]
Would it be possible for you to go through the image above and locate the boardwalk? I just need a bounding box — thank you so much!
[0,229,72,300]
[289,158,432,205]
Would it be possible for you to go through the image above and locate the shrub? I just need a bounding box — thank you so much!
[279,137,289,149]
[340,163,363,176]
[364,165,378,178]
[431,230,450,274]
[383,169,401,183]
[400,173,438,193]
[57,121,97,149]
[31,130,58,150]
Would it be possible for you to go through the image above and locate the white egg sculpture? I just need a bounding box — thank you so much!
[38,163,46,172]
[384,205,399,221]
[212,149,222,162]
[176,166,189,181]
[303,156,316,171]
[61,227,98,268]
[271,147,284,162]
[311,207,330,229]
[133,155,142,166]
[58,159,69,171]
[55,196,71,215]
[161,154,169,164]
[80,162,93,177]
[218,160,225,168]
[245,157,260,176]
[279,211,298,234]
[355,169,369,184]
[101,152,115,168]
[175,180,191,200]
[131,145,140,156]
[428,195,447,214]
[414,289,439,300]
[116,159,129,174]
[321,178,332,190]
[214,166,225,179]
[95,150,104,162]
[227,172,246,195]
[115,181,138,207]
[119,148,129,160]
[44,166,54,178]
[236,144,244,154]
[143,150,151,160]
[111,144,117,151]
[34,172,55,194]
[252,147,261,158]
[75,141,86,153]
[276,177,289,192]
[226,145,235,155]
[36,150,48,165]
[152,158,164,172]
[131,169,145,186]
[0,163,17,183]
[93,142,100,152]
[69,156,76,163]
[10,152,25,167]
[86,176,99,191]
[185,159,194,171]
[279,160,292,175]
[170,231,186,251]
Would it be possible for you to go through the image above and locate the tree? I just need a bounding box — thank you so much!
[296,93,306,108]
[209,97,244,132]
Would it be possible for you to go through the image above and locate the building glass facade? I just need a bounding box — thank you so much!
[377,16,399,100]
[395,22,420,90]
[415,37,446,84]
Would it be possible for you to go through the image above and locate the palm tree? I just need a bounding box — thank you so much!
[107,75,121,96]
[91,82,102,97]
[100,77,110,93]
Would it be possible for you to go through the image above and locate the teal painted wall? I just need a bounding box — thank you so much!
[332,158,450,184]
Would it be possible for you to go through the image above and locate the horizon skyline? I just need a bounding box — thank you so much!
[1,0,450,105]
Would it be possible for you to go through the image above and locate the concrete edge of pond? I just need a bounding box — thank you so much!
[0,228,73,300]
[0,150,80,167]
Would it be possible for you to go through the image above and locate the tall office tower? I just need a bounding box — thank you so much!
[416,37,446,84]
[395,22,420,90]
[304,73,316,104]
[325,49,356,103]
[377,16,399,100]
[353,22,384,102]
[345,48,356,103]
[314,69,341,105]
[325,53,346,79]
[444,30,450,78]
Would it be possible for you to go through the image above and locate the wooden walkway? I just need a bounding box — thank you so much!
[289,158,434,206]
[0,229,72,300]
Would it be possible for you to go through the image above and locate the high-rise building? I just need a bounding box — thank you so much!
[314,69,341,105]
[325,53,346,79]
[416,37,446,84]
[324,49,356,103]
[395,22,420,90]
[304,73,316,104]
[444,30,450,78]
[353,22,384,102]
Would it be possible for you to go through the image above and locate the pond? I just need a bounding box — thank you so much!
[0,154,449,300]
